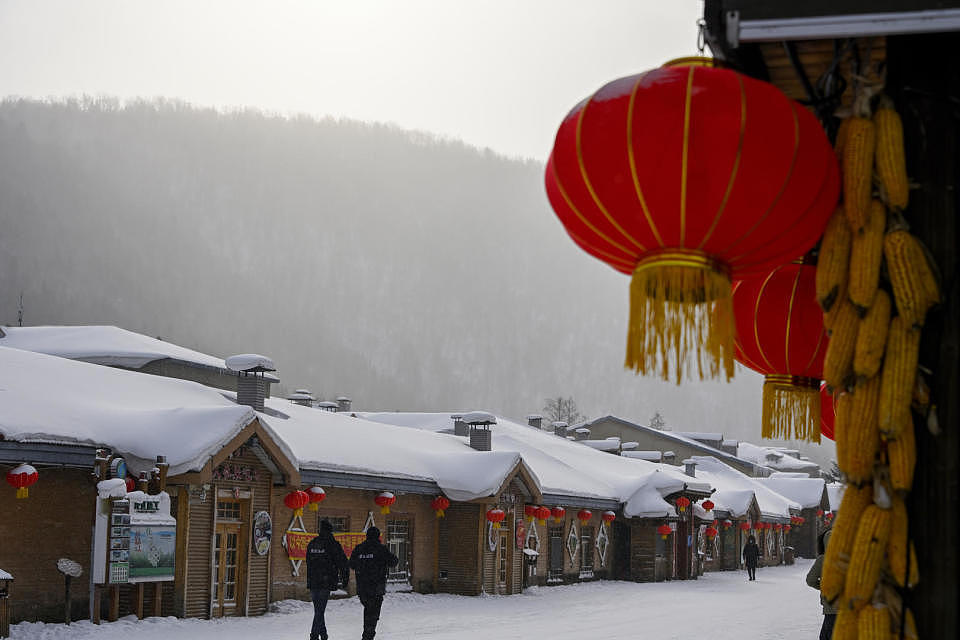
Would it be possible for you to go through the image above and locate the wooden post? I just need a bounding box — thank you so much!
[64,575,72,625]
[133,583,144,620]
[91,586,101,625]
[152,582,162,617]
[108,585,119,622]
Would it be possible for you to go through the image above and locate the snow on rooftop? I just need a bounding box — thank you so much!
[551,421,568,428]
[462,411,496,424]
[690,456,800,519]
[826,483,845,510]
[0,569,11,580]
[580,439,620,452]
[525,414,543,420]
[622,451,662,461]
[676,432,724,441]
[225,354,276,372]
[755,477,826,509]
[287,392,315,401]
[737,442,819,472]
[769,472,811,479]
[0,346,259,477]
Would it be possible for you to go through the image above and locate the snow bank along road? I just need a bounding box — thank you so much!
[11,560,822,640]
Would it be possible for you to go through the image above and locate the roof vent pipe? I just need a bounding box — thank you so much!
[451,414,468,437]
[226,354,277,412]
[463,412,496,452]
[683,459,697,478]
[336,396,352,412]
[552,421,568,437]
[526,414,543,429]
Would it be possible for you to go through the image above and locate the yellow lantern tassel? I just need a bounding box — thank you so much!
[294,507,304,517]
[762,375,822,443]
[380,506,390,515]
[17,487,28,499]
[625,252,735,384]
[435,509,445,518]
[492,522,501,530]
[309,502,319,512]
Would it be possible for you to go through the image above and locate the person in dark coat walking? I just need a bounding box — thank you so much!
[806,529,837,640]
[306,520,349,640]
[349,526,399,640]
[743,534,761,581]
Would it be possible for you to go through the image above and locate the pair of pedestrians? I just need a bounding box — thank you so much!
[305,521,399,640]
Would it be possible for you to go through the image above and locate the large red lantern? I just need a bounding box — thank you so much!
[375,491,396,515]
[284,489,309,517]
[545,59,839,383]
[524,505,537,523]
[486,507,506,529]
[754,521,764,531]
[723,520,733,529]
[657,524,673,540]
[601,510,617,526]
[785,524,792,532]
[6,464,38,499]
[705,526,718,539]
[577,509,593,525]
[702,500,715,512]
[432,496,450,518]
[535,506,552,526]
[551,506,566,522]
[675,497,690,513]
[820,384,837,441]
[739,522,751,532]
[733,262,829,442]
[308,486,326,511]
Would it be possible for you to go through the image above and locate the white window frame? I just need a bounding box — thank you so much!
[566,520,579,562]
[594,523,609,566]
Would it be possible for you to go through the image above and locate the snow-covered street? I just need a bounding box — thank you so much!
[11,560,823,640]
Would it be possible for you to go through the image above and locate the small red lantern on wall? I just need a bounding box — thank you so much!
[784,524,792,532]
[308,486,327,511]
[753,521,764,531]
[773,523,782,531]
[739,522,751,532]
[535,506,552,526]
[602,511,616,526]
[817,509,824,517]
[284,489,310,517]
[375,491,396,514]
[432,496,450,518]
[6,464,38,499]
[723,520,733,529]
[524,505,537,523]
[705,526,718,539]
[702,499,715,511]
[551,506,566,522]
[675,497,690,513]
[657,524,672,540]
[486,507,506,529]
[577,509,593,526]
[124,476,136,493]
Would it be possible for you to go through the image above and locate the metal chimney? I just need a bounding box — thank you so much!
[226,354,277,413]
[552,421,568,437]
[526,414,543,429]
[463,411,496,452]
[336,396,352,412]
[683,459,698,478]
[451,414,468,437]
[288,389,315,407]
[574,427,590,441]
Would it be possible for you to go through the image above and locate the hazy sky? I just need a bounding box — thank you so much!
[0,0,703,160]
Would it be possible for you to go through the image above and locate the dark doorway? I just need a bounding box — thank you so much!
[611,521,631,580]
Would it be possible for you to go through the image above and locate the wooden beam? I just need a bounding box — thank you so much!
[133,583,144,620]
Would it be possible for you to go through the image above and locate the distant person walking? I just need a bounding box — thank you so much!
[743,534,761,581]
[806,529,837,640]
[306,520,349,640]
[350,526,399,640]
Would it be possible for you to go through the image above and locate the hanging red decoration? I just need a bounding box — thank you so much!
[705,526,718,539]
[375,491,396,515]
[817,509,825,517]
[702,499,715,511]
[577,509,593,525]
[657,524,672,540]
[486,507,506,529]
[739,522,751,531]
[785,524,792,532]
[124,476,136,493]
[675,497,690,513]
[551,506,566,522]
[524,505,537,523]
[712,519,719,527]
[308,486,327,511]
[819,384,837,441]
[432,496,450,518]
[6,464,38,499]
[733,262,829,442]
[601,510,617,526]
[545,58,839,383]
[753,521,764,531]
[723,520,733,529]
[535,506,552,526]
[773,523,782,531]
[284,489,310,517]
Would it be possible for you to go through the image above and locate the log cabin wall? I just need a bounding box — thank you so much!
[437,503,481,595]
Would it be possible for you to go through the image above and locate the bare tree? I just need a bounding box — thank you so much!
[543,396,585,425]
[649,410,667,430]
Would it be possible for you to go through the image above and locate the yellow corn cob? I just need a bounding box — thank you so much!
[874,98,909,210]
[816,207,851,313]
[833,607,859,640]
[903,608,918,640]
[878,316,921,439]
[821,484,873,602]
[834,391,853,475]
[835,117,851,164]
[884,230,935,327]
[854,290,891,380]
[886,495,919,588]
[823,299,859,391]
[843,116,876,232]
[887,418,916,491]
[843,504,892,610]
[848,200,886,313]
[845,375,881,483]
[859,604,892,640]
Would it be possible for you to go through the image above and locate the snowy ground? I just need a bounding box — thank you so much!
[11,560,823,640]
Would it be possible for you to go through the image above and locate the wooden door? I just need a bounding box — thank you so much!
[212,497,247,617]
[611,521,630,580]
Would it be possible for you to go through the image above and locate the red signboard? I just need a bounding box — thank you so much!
[285,530,368,561]
[335,532,367,557]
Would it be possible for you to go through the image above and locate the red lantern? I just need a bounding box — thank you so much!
[785,524,792,532]
[723,520,733,529]
[545,59,839,384]
[308,486,327,511]
[284,489,309,517]
[551,506,566,522]
[657,524,672,540]
[6,464,38,499]
[577,509,593,525]
[124,476,136,493]
[817,509,825,517]
[432,496,450,518]
[486,507,506,529]
[733,262,829,442]
[705,526,718,539]
[712,519,719,527]
[535,506,552,526]
[702,499,715,512]
[524,505,537,523]
[675,497,690,513]
[820,384,837,441]
[773,523,782,531]
[754,521,764,531]
[602,510,616,526]
[375,491,396,515]
[739,522,751,532]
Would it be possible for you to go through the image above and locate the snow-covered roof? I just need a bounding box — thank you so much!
[225,353,276,372]
[0,569,11,580]
[580,439,620,452]
[689,456,800,520]
[826,483,845,510]
[676,432,724,441]
[755,477,826,509]
[525,414,543,420]
[622,451,662,461]
[360,412,712,518]
[287,392,315,401]
[462,411,496,424]
[317,401,339,408]
[0,346,265,477]
[737,442,820,473]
